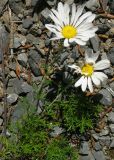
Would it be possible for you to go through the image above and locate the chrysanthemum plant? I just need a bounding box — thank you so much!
[45,2,110,93]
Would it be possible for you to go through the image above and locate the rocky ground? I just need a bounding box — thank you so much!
[0,0,114,159]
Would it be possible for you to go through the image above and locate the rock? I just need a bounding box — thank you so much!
[79,142,89,155]
[108,48,114,65]
[60,51,69,64]
[50,126,64,137]
[99,127,109,136]
[99,89,112,106]
[13,34,26,48]
[22,17,33,29]
[92,150,106,160]
[41,8,50,19]
[28,49,41,63]
[110,139,114,148]
[26,34,39,44]
[90,35,100,52]
[98,136,111,147]
[108,112,114,123]
[0,104,4,116]
[80,151,95,160]
[7,93,18,104]
[9,0,24,15]
[17,53,28,67]
[45,0,57,6]
[21,82,33,93]
[109,1,114,14]
[86,0,100,11]
[98,24,110,34]
[0,49,3,63]
[109,124,114,133]
[0,118,3,126]
[28,58,41,77]
[92,134,99,141]
[94,142,102,151]
[108,27,114,37]
[0,0,8,15]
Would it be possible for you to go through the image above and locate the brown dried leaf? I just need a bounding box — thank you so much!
[15,62,21,78]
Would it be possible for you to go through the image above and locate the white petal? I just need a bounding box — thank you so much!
[74,76,85,87]
[64,39,69,47]
[85,51,99,64]
[78,27,98,38]
[68,64,79,70]
[91,73,100,86]
[70,3,76,24]
[84,14,96,23]
[81,77,88,92]
[50,37,63,40]
[94,59,110,70]
[93,72,108,81]
[45,24,62,37]
[77,23,93,32]
[50,12,63,27]
[68,65,81,73]
[64,3,70,25]
[75,12,92,27]
[76,35,89,41]
[72,5,85,26]
[57,2,64,22]
[88,77,93,93]
[45,24,61,31]
[72,38,86,45]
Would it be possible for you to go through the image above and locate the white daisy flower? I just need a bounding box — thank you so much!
[69,52,110,92]
[45,2,98,47]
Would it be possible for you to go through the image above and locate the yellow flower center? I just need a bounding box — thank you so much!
[62,25,77,39]
[81,64,94,76]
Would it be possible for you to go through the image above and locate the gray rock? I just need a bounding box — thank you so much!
[0,118,3,126]
[98,24,110,34]
[90,35,100,52]
[79,142,89,155]
[21,82,33,93]
[60,52,69,64]
[26,34,39,45]
[0,0,8,15]
[41,8,50,19]
[94,142,102,151]
[7,93,18,104]
[108,48,114,65]
[86,0,100,11]
[28,58,41,77]
[28,49,41,63]
[13,35,26,49]
[50,126,64,137]
[0,104,4,116]
[110,139,114,148]
[99,127,109,136]
[45,0,57,6]
[9,0,24,15]
[0,49,3,63]
[17,53,28,67]
[8,78,32,95]
[109,124,114,133]
[99,136,111,146]
[22,17,33,29]
[99,89,112,106]
[110,1,114,14]
[92,134,99,141]
[92,150,106,160]
[108,112,114,123]
[80,152,95,160]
